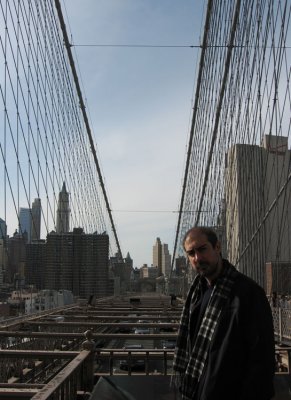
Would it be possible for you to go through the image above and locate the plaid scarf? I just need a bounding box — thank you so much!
[172,261,238,400]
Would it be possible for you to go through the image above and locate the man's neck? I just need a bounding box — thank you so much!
[205,258,223,286]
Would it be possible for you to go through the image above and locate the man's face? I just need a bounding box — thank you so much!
[184,230,221,282]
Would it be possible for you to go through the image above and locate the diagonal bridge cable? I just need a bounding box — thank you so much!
[54,0,123,258]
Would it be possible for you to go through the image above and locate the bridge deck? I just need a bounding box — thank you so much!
[0,294,289,400]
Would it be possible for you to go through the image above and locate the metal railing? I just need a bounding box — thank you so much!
[30,350,93,400]
[0,349,92,399]
[272,308,291,344]
[95,348,175,376]
[0,305,289,399]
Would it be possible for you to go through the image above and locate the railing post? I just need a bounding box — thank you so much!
[279,308,283,344]
[145,351,149,375]
[163,350,168,376]
[109,351,113,375]
[82,330,95,392]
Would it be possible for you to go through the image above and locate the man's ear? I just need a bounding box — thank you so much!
[215,240,221,252]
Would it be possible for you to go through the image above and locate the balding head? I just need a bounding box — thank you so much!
[183,227,218,250]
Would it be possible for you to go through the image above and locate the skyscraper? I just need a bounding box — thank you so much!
[7,232,26,285]
[31,198,41,241]
[0,241,6,288]
[45,228,110,299]
[56,182,70,234]
[153,237,172,277]
[19,208,31,242]
[26,240,46,289]
[124,252,133,287]
[161,243,172,277]
[225,135,291,287]
[153,237,162,274]
[0,218,7,239]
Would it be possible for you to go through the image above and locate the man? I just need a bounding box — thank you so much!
[173,227,275,400]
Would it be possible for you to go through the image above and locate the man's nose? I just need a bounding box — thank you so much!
[194,252,202,263]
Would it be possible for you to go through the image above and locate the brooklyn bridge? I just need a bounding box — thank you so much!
[0,0,290,399]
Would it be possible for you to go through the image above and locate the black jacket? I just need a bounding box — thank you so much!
[195,261,275,400]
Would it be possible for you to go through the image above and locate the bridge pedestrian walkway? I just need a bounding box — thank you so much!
[0,294,289,399]
[89,374,291,400]
[90,376,177,400]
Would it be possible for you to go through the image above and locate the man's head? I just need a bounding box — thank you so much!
[183,227,222,284]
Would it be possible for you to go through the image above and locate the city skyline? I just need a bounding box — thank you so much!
[1,183,175,268]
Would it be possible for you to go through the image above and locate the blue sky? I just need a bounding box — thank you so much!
[62,0,206,267]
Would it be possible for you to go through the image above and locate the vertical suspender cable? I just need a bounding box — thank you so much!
[172,0,242,270]
[194,0,241,227]
[54,0,123,259]
[171,0,214,269]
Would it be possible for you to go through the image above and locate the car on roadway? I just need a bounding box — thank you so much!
[117,321,133,333]
[134,327,150,334]
[119,344,145,371]
[162,339,176,349]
